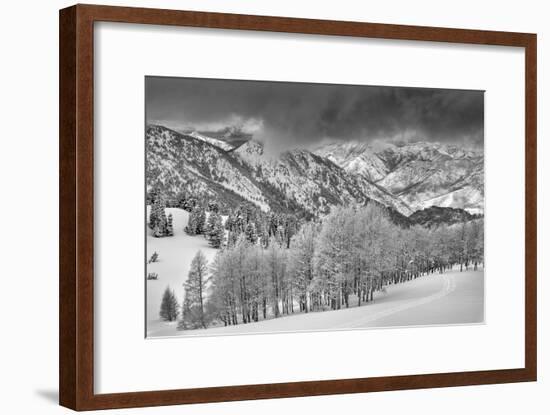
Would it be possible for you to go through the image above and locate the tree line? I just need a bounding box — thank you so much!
[161,203,484,329]
[149,188,299,250]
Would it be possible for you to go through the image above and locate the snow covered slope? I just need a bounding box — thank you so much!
[315,141,389,182]
[147,125,272,211]
[316,141,484,214]
[232,140,413,216]
[156,268,483,337]
[146,207,219,337]
[147,125,412,217]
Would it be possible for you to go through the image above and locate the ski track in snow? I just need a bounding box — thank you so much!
[150,268,482,338]
[335,273,457,329]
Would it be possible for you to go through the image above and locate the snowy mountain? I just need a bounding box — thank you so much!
[147,125,412,218]
[147,125,275,212]
[232,140,413,216]
[147,125,482,222]
[315,141,389,182]
[315,141,484,214]
[188,131,235,152]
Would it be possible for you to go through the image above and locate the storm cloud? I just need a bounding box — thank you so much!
[146,76,484,153]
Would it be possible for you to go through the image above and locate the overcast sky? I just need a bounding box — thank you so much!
[146,76,484,153]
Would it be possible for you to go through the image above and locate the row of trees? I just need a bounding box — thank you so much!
[225,205,299,249]
[183,201,300,250]
[148,184,299,247]
[169,204,484,329]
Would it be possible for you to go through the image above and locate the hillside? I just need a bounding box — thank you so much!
[315,141,484,214]
[146,207,219,337]
[147,125,483,225]
[147,125,412,218]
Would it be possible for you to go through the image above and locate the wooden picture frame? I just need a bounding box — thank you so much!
[59,4,537,411]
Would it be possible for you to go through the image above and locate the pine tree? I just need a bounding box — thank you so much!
[154,211,167,238]
[148,199,158,230]
[205,210,216,235]
[245,222,257,244]
[150,194,168,236]
[208,201,219,213]
[185,205,206,235]
[159,286,179,321]
[224,211,234,231]
[233,207,246,234]
[208,212,225,248]
[186,197,197,211]
[149,209,157,230]
[195,207,206,234]
[179,195,197,212]
[180,251,209,329]
[147,189,158,206]
[176,192,187,210]
[166,213,174,236]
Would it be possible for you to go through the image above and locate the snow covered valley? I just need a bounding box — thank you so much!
[146,208,484,338]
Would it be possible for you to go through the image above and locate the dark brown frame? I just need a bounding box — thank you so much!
[59,3,537,411]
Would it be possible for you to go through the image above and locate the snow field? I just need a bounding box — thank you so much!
[146,207,219,337]
[146,207,484,338]
[153,266,484,337]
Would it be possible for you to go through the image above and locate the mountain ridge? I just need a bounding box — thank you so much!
[146,125,483,225]
[315,140,484,214]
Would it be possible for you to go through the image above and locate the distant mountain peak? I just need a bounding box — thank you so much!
[188,131,234,152]
[315,140,484,214]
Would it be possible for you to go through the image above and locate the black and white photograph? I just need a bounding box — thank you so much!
[145,76,484,338]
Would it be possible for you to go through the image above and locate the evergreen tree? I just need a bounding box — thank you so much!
[148,201,158,230]
[150,194,168,236]
[208,201,219,213]
[205,210,216,235]
[233,205,246,234]
[159,286,179,321]
[176,192,187,210]
[208,212,225,248]
[153,210,167,238]
[224,211,234,231]
[153,223,163,238]
[244,222,257,244]
[147,188,158,206]
[180,251,209,329]
[185,206,206,235]
[179,195,197,212]
[186,197,198,211]
[194,206,207,234]
[166,213,174,236]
